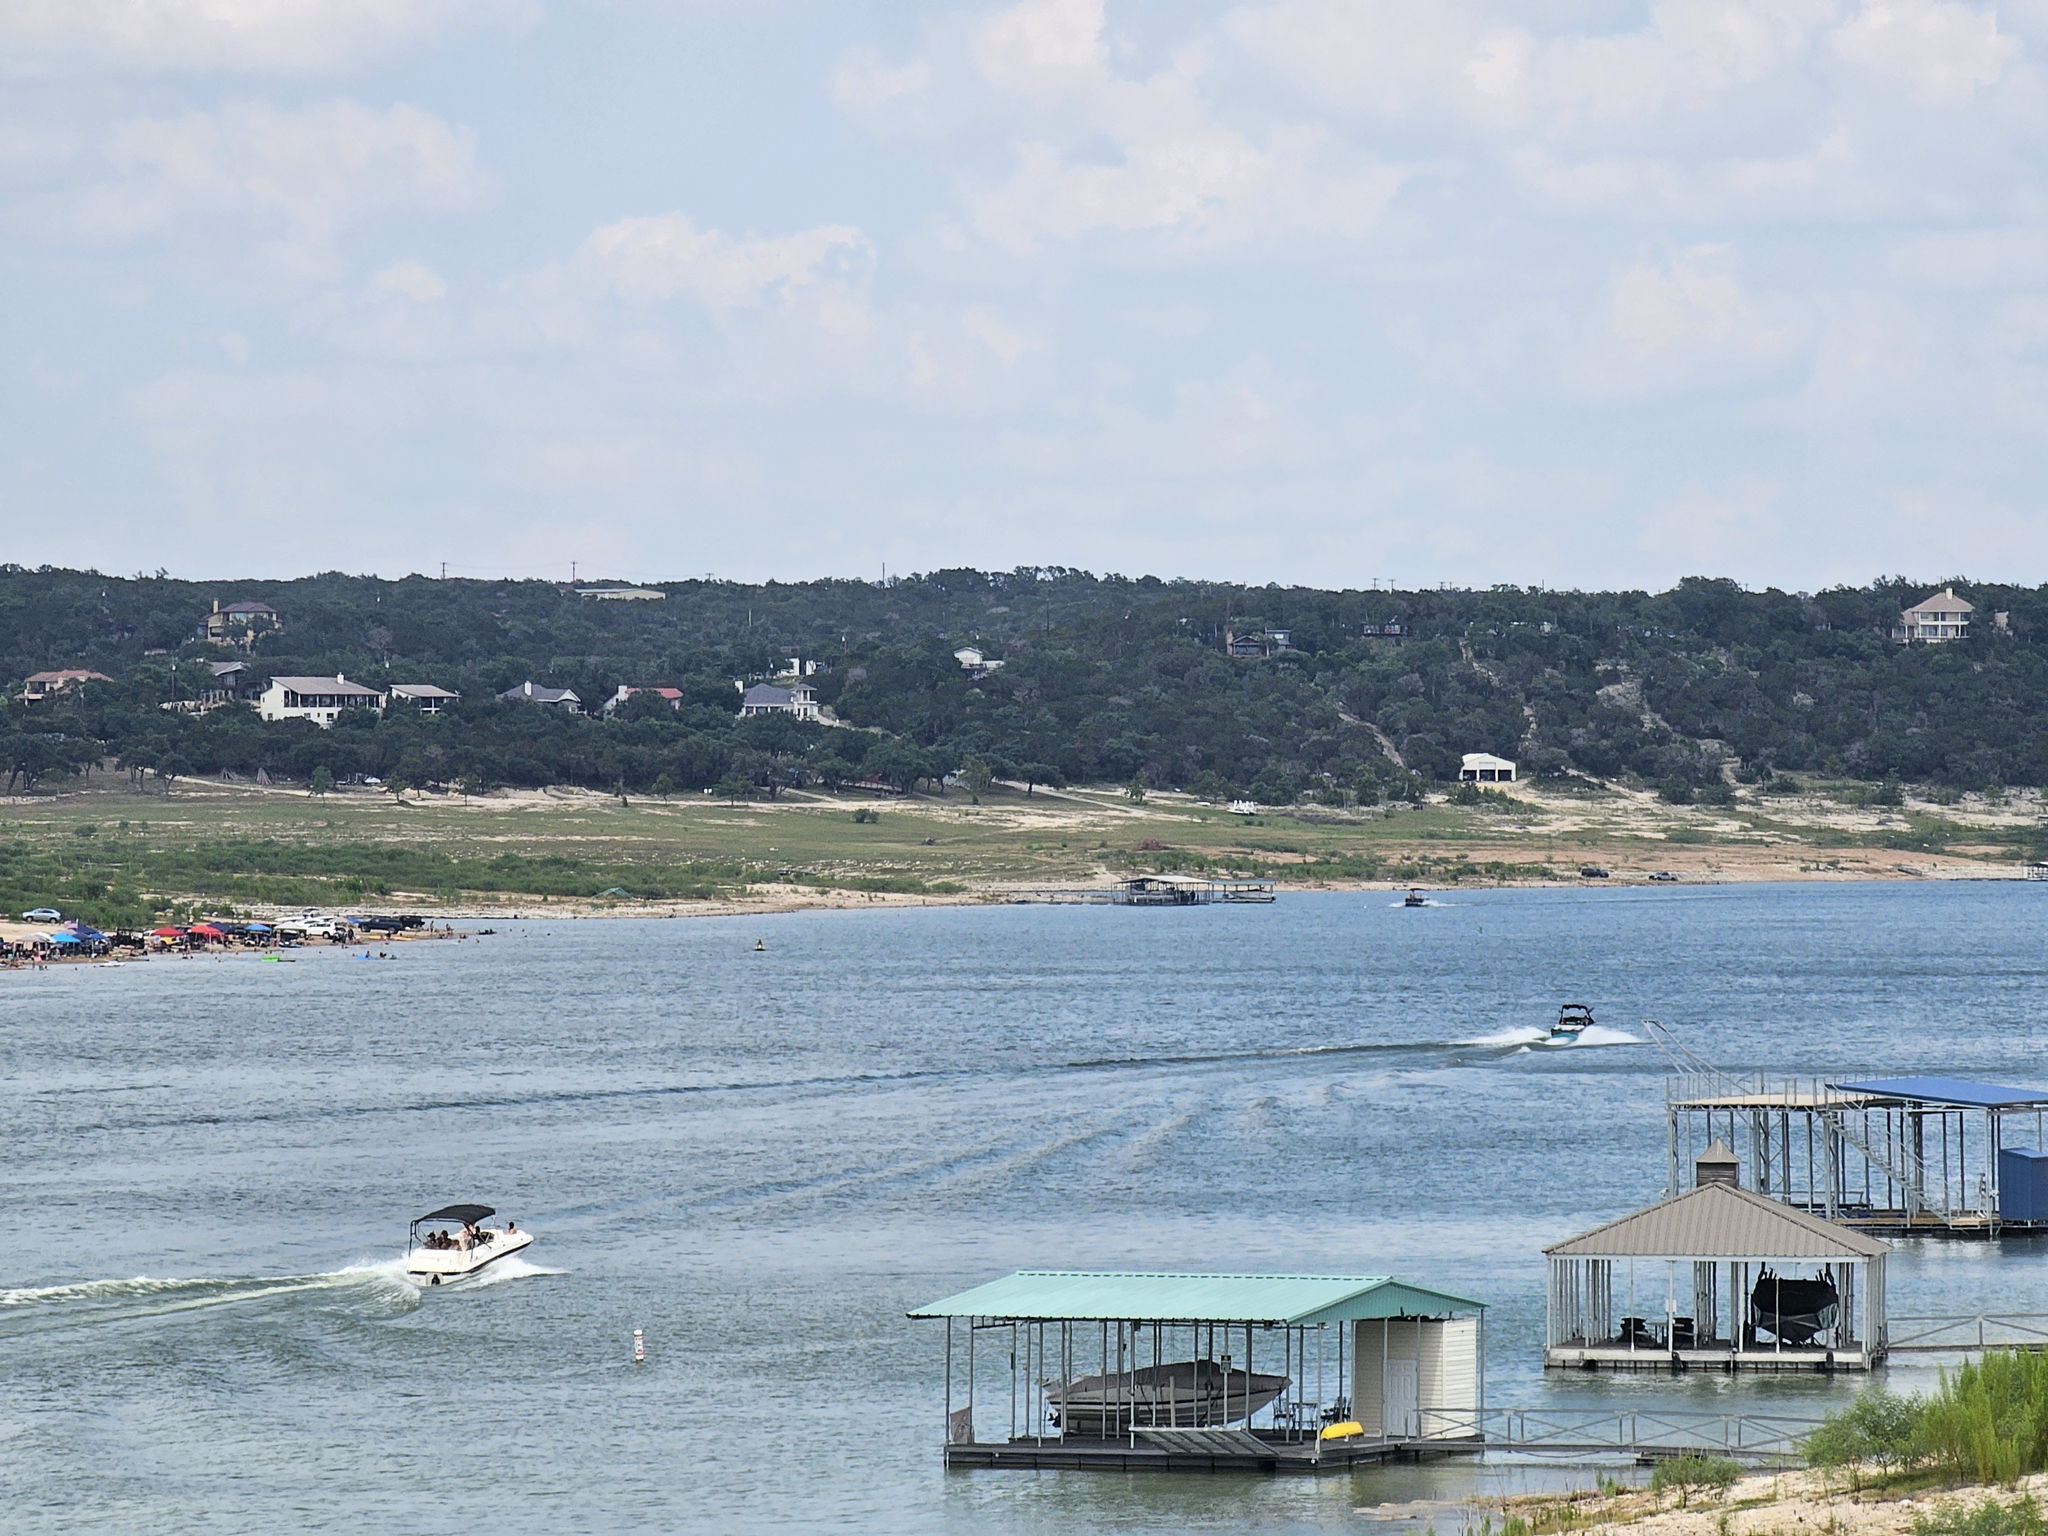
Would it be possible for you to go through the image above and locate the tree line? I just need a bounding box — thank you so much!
[3,566,2045,798]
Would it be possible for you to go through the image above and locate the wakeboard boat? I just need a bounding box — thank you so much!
[1403,889,1428,907]
[1044,1359,1289,1432]
[404,1203,532,1285]
[1549,1003,1594,1042]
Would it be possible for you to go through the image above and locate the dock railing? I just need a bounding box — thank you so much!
[1416,1406,1819,1461]
[1888,1313,2048,1352]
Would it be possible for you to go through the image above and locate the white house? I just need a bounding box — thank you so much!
[497,681,583,713]
[386,683,460,715]
[738,682,820,721]
[1895,588,1973,643]
[1459,752,1517,783]
[603,684,685,716]
[573,586,666,601]
[954,646,1005,677]
[258,675,384,727]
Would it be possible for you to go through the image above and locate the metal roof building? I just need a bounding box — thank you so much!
[909,1270,1486,1472]
[1545,1143,1890,1372]
[1666,1069,2048,1234]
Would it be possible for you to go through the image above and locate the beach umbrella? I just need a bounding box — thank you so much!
[149,926,186,937]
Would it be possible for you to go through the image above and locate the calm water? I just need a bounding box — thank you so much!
[5,883,2048,1534]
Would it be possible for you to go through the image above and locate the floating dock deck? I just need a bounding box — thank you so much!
[1005,876,1277,906]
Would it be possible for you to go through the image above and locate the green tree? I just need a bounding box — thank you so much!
[310,765,335,796]
[714,775,753,805]
[1125,774,1147,804]
[651,771,677,799]
[960,754,994,803]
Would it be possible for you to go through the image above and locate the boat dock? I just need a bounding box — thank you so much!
[941,1406,1818,1475]
[1005,876,1277,906]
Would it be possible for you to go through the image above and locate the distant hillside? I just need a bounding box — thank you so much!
[2,566,2045,797]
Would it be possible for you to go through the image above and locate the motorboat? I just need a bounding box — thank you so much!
[1549,1003,1594,1042]
[1750,1268,1839,1346]
[1403,889,1427,907]
[404,1203,533,1285]
[1044,1359,1289,1432]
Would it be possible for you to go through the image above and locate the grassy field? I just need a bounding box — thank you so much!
[0,775,2040,927]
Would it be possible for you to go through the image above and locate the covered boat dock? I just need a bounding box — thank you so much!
[1666,1072,2048,1234]
[1546,1144,1890,1372]
[908,1270,1485,1473]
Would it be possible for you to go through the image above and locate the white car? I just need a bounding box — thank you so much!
[20,907,61,922]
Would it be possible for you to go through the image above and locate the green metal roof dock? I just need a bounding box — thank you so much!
[908,1269,1487,1474]
[909,1271,1486,1326]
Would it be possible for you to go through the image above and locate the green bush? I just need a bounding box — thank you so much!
[1919,1351,2048,1485]
[1805,1389,1925,1471]
[1913,1494,2048,1536]
[1649,1454,1740,1506]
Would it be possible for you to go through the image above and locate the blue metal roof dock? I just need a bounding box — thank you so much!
[1828,1077,2048,1111]
[910,1269,1486,1474]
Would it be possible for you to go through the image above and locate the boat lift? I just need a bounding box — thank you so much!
[1649,1023,2048,1235]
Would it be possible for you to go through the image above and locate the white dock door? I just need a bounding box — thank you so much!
[1384,1357,1420,1438]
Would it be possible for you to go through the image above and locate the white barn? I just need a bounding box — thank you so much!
[1459,752,1517,783]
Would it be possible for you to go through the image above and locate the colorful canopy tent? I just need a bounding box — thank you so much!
[149,927,186,937]
[46,932,79,944]
[188,924,228,937]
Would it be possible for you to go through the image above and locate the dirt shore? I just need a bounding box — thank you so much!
[1447,1467,2044,1536]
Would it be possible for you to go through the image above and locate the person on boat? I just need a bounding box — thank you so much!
[505,1221,516,1235]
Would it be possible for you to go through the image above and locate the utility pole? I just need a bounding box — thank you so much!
[440,561,447,580]
[571,560,578,584]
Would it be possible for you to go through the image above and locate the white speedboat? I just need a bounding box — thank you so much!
[404,1203,533,1285]
[1045,1359,1289,1432]
[1549,1003,1594,1042]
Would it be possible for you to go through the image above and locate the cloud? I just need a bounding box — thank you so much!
[578,213,874,311]
[371,259,448,302]
[0,0,536,75]
[1831,0,2019,104]
[52,100,485,272]
[1635,479,1787,571]
[1577,245,1796,395]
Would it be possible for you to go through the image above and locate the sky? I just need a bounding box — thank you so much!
[2,0,2045,591]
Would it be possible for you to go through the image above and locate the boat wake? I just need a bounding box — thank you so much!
[0,1262,421,1337]
[1457,1024,1644,1050]
[417,1253,561,1291]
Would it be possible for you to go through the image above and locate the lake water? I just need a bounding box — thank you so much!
[6,883,2048,1534]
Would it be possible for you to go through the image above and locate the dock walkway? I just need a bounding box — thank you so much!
[944,1406,1818,1474]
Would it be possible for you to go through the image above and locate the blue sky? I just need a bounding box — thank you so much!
[3,0,2043,589]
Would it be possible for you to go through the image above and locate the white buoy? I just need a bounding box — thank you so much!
[633,1328,646,1364]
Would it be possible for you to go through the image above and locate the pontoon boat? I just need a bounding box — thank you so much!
[404,1203,532,1285]
[1044,1359,1289,1431]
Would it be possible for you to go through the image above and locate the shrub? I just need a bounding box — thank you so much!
[1805,1389,1925,1472]
[1657,778,1697,805]
[1918,1350,2048,1484]
[1650,1454,1740,1506]
[851,807,879,824]
[1913,1495,2048,1536]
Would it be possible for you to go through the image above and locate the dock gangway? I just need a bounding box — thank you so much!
[1414,1407,1819,1463]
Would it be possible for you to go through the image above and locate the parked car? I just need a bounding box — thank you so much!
[1648,870,1679,882]
[1578,865,1610,879]
[20,907,61,921]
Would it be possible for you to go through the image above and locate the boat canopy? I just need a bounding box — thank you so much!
[909,1270,1485,1324]
[414,1203,495,1226]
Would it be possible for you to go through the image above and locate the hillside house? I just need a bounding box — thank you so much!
[386,684,460,715]
[1894,589,1973,643]
[574,586,666,601]
[497,681,583,713]
[1459,752,1517,783]
[953,646,1005,677]
[1225,628,1291,658]
[738,682,819,721]
[200,599,281,649]
[257,675,383,727]
[18,669,112,701]
[604,684,684,717]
